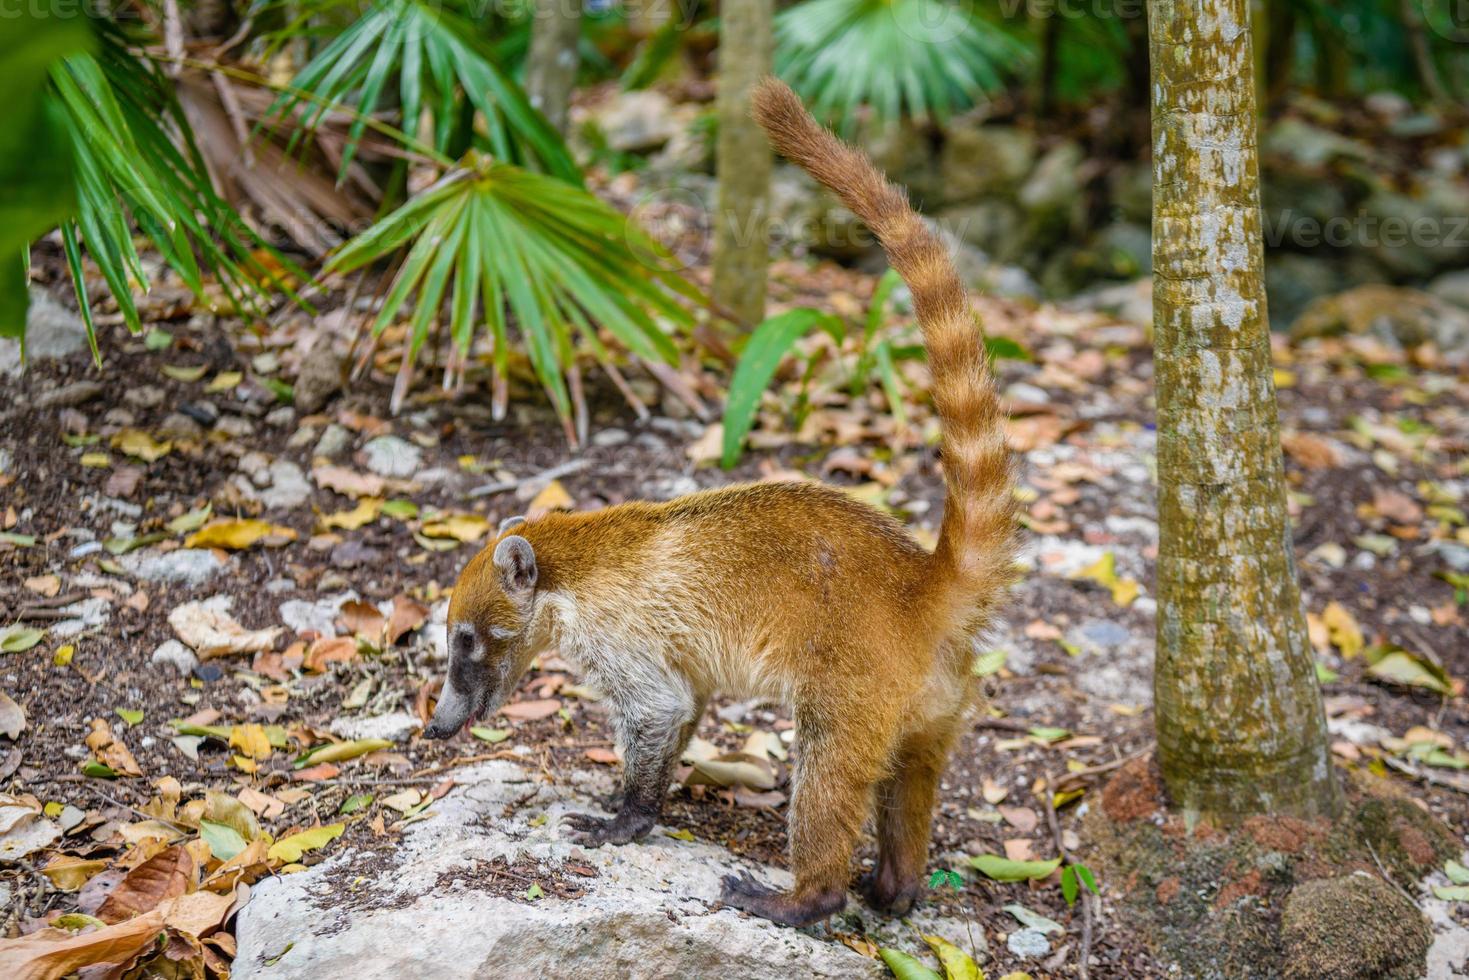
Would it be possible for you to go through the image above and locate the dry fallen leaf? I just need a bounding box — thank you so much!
[498,699,562,722]
[384,596,429,645]
[111,429,172,462]
[23,575,60,598]
[318,498,382,531]
[85,718,143,777]
[1280,431,1342,470]
[0,693,25,739]
[0,906,168,980]
[528,480,574,514]
[419,513,492,543]
[312,465,386,498]
[96,846,194,923]
[185,519,297,551]
[168,600,283,660]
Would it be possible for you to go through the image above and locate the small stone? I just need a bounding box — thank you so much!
[287,426,319,450]
[1079,620,1132,648]
[180,401,220,428]
[123,386,167,409]
[293,344,342,414]
[313,424,352,459]
[52,597,111,638]
[193,663,224,684]
[119,549,227,586]
[217,416,256,438]
[37,381,105,409]
[591,428,630,448]
[361,436,422,478]
[150,639,199,676]
[1007,928,1051,959]
[330,712,421,743]
[157,413,205,441]
[257,461,311,510]
[265,406,296,428]
[0,288,88,378]
[253,351,281,375]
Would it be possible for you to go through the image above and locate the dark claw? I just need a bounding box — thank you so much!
[721,870,780,903]
[561,810,651,847]
[720,869,846,928]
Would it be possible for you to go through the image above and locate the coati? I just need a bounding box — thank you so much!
[423,77,1015,927]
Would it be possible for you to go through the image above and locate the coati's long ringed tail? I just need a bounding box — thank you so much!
[751,78,1016,621]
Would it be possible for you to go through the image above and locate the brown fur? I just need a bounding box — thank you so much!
[426,79,1016,927]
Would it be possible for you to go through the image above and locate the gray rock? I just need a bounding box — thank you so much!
[1263,118,1375,168]
[286,425,318,450]
[1109,161,1153,225]
[313,423,352,459]
[1429,269,1469,312]
[123,386,166,409]
[150,639,199,676]
[767,166,872,259]
[939,124,1036,202]
[936,200,1025,263]
[119,549,228,586]
[361,435,422,478]
[264,406,296,428]
[257,461,311,510]
[587,89,681,153]
[278,591,359,637]
[1018,141,1085,233]
[293,344,343,414]
[157,413,205,441]
[51,597,111,638]
[1092,221,1152,278]
[234,760,968,980]
[1065,278,1153,329]
[36,381,105,409]
[329,711,421,743]
[0,288,88,377]
[1265,253,1344,330]
[217,416,256,438]
[1007,928,1051,959]
[1078,619,1132,648]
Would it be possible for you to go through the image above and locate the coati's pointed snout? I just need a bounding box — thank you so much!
[423,679,474,739]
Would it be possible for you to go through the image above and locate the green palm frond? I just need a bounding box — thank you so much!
[271,0,577,183]
[326,151,703,430]
[775,0,1029,132]
[49,25,299,346]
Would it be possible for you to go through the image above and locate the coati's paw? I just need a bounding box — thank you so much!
[857,869,921,916]
[719,871,846,928]
[562,810,653,847]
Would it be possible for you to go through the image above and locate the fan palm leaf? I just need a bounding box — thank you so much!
[271,0,577,183]
[775,0,1029,132]
[326,151,703,432]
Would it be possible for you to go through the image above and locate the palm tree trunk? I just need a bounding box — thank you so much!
[1148,0,1339,823]
[711,0,773,328]
[524,0,582,135]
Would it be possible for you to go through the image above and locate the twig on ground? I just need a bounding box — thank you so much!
[1042,769,1094,980]
[1366,840,1419,906]
[1055,744,1155,792]
[1382,755,1469,795]
[466,459,591,499]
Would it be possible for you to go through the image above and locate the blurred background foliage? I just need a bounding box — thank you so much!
[8,0,1468,438]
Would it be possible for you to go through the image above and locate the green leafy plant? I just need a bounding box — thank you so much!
[325,150,702,434]
[719,307,844,468]
[49,24,298,345]
[271,0,577,182]
[775,0,1028,132]
[3,5,91,334]
[927,867,964,890]
[1060,861,1100,906]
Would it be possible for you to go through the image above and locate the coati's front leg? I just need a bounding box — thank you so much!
[564,692,702,847]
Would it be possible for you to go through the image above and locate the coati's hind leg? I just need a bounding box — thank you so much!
[721,698,895,927]
[565,687,704,847]
[862,713,963,915]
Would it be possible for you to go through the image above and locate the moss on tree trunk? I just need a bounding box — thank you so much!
[1148,0,1339,823]
[711,0,773,328]
[524,0,581,135]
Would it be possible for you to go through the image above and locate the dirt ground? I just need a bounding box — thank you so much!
[3,246,1467,976]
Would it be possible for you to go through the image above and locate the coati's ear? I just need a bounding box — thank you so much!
[492,535,537,596]
[498,515,526,535]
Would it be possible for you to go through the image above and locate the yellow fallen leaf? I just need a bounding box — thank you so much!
[205,371,242,393]
[267,822,345,863]
[229,724,273,762]
[40,855,109,891]
[318,498,383,532]
[295,738,393,767]
[1322,601,1364,659]
[1273,368,1296,388]
[528,480,574,513]
[1111,577,1140,607]
[419,513,491,543]
[80,452,110,468]
[186,519,297,550]
[111,429,172,462]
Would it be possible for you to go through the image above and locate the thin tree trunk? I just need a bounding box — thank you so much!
[1148,0,1339,823]
[1399,0,1449,104]
[524,0,582,135]
[711,0,773,328]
